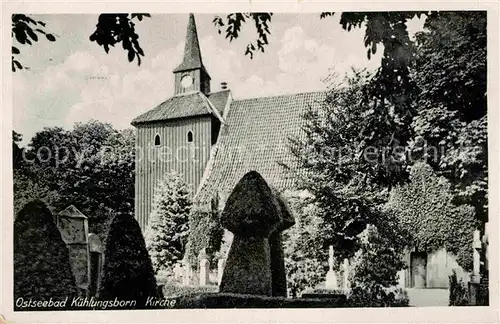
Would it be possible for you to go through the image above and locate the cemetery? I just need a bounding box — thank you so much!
[13,170,490,309]
[11,11,488,310]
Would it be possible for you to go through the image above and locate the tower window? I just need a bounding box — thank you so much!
[154,134,161,146]
[187,131,193,143]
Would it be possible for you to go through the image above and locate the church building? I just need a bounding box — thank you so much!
[131,13,471,291]
[131,14,325,229]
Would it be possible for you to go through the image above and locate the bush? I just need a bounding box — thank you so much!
[144,172,192,276]
[185,196,224,267]
[282,190,327,298]
[161,284,218,298]
[347,286,409,307]
[449,270,470,306]
[347,217,409,307]
[98,213,158,309]
[171,292,347,308]
[14,200,78,310]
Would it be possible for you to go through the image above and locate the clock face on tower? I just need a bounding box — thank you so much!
[181,74,194,88]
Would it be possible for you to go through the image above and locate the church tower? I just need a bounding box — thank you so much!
[173,13,211,95]
[131,14,230,229]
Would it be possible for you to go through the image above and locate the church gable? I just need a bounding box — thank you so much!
[196,91,326,204]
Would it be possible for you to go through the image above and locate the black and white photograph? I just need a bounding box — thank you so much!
[1,1,498,322]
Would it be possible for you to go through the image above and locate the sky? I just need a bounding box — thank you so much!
[13,13,424,144]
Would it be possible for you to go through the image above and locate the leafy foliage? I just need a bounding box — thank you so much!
[89,14,150,65]
[14,200,78,310]
[12,131,25,170]
[11,13,149,71]
[347,223,409,307]
[449,270,470,306]
[11,14,56,71]
[385,162,476,271]
[185,196,224,267]
[144,172,192,276]
[216,11,424,126]
[289,70,405,259]
[161,284,218,298]
[410,11,487,223]
[281,190,327,298]
[13,121,135,241]
[212,13,273,59]
[98,212,158,308]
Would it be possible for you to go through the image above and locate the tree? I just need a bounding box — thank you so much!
[89,14,151,65]
[98,212,158,308]
[144,172,192,276]
[14,120,135,240]
[288,69,405,260]
[385,162,476,271]
[409,11,487,223]
[12,13,149,71]
[281,190,326,298]
[347,221,409,307]
[14,200,78,310]
[11,14,56,71]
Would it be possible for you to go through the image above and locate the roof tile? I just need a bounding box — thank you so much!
[196,91,326,204]
[131,91,226,125]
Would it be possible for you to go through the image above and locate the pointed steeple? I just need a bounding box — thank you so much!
[173,13,206,73]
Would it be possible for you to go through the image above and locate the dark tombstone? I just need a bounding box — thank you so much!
[88,233,104,297]
[57,205,90,295]
[269,189,295,297]
[219,171,283,296]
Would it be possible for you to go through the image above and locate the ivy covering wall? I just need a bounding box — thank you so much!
[385,162,476,271]
[185,196,224,267]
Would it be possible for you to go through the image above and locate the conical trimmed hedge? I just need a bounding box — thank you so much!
[98,213,158,309]
[14,200,78,310]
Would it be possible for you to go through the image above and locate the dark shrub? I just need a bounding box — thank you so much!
[171,292,346,308]
[162,284,218,298]
[98,213,158,309]
[346,286,409,307]
[449,270,470,306]
[14,200,78,310]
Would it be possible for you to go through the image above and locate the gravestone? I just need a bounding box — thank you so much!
[199,249,210,286]
[217,258,226,286]
[57,205,90,294]
[219,171,284,296]
[269,189,295,297]
[325,246,339,289]
[342,258,350,291]
[182,258,192,286]
[87,233,103,297]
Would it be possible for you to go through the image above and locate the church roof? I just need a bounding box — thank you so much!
[207,90,231,117]
[131,91,226,125]
[196,91,326,204]
[173,13,208,75]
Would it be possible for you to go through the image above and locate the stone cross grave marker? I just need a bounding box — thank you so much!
[325,245,339,289]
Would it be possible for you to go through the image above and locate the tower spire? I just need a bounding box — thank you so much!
[173,13,205,73]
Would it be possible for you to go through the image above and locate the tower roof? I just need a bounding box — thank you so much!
[173,13,208,74]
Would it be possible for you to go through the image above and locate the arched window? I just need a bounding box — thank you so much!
[154,134,161,146]
[187,131,193,143]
